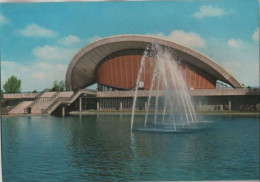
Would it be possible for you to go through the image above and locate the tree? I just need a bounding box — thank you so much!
[3,76,21,93]
[1,89,3,99]
[58,80,65,91]
[32,90,38,93]
[1,89,6,109]
[52,80,65,91]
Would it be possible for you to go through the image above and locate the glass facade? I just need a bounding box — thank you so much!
[82,98,97,110]
[98,84,128,91]
[100,98,120,110]
[79,94,259,112]
[83,97,166,110]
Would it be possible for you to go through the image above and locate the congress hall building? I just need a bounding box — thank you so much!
[4,35,260,115]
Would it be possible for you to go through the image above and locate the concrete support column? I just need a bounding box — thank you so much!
[199,98,202,111]
[228,97,232,111]
[97,100,100,111]
[79,96,82,112]
[62,105,66,117]
[120,101,122,111]
[79,114,82,123]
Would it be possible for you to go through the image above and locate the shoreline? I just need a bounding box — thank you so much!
[69,110,260,116]
[1,111,259,117]
[1,114,47,118]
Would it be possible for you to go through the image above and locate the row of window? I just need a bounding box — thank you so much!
[98,84,127,91]
[82,97,185,110]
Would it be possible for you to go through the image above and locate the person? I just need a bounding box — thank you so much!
[27,107,31,114]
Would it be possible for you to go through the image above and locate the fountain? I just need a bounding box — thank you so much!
[131,44,198,132]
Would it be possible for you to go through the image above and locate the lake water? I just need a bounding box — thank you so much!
[2,114,259,181]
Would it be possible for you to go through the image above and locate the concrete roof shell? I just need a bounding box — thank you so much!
[66,35,243,91]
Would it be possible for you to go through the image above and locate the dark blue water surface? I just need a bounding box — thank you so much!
[2,114,259,181]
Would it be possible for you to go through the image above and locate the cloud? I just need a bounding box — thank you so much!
[56,64,67,71]
[31,72,46,80]
[0,14,9,24]
[1,61,17,67]
[252,28,259,42]
[87,36,102,43]
[33,45,78,61]
[200,38,259,87]
[1,61,68,92]
[147,30,205,49]
[1,42,81,91]
[193,5,226,19]
[2,41,81,91]
[18,23,57,37]
[59,35,81,46]
[223,61,240,73]
[227,39,243,48]
[38,62,52,69]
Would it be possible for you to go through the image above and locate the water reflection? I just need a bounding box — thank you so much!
[2,115,259,181]
[64,115,135,180]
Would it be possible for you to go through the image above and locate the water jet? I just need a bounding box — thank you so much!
[131,44,198,132]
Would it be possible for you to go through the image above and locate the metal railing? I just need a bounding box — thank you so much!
[25,89,98,114]
[42,97,68,114]
[83,89,98,94]
[39,92,60,114]
[26,89,51,109]
[42,91,77,114]
[44,89,97,114]
[6,105,17,113]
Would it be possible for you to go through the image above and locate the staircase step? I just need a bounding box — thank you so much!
[8,101,33,114]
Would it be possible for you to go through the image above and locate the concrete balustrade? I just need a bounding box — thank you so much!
[96,88,260,98]
[3,93,38,99]
[5,88,260,115]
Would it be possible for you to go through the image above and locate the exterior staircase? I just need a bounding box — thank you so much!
[45,89,97,115]
[8,101,33,114]
[8,89,97,115]
[30,92,60,114]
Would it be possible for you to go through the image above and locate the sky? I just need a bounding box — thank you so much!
[0,0,259,92]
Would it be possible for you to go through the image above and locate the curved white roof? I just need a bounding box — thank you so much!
[66,34,242,91]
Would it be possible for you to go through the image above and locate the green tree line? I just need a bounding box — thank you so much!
[2,75,66,93]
